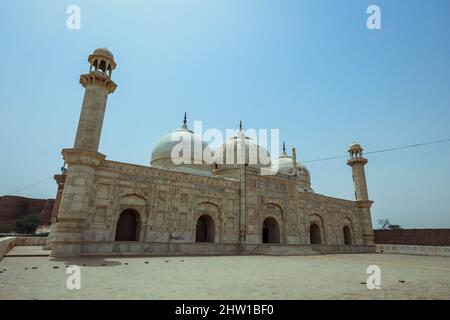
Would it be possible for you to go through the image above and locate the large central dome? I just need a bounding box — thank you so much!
[150,114,210,169]
[214,123,271,167]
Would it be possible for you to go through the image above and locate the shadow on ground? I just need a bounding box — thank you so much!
[48,256,183,267]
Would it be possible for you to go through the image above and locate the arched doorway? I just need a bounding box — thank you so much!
[115,209,140,241]
[310,223,321,244]
[195,214,215,242]
[343,226,352,245]
[262,217,280,244]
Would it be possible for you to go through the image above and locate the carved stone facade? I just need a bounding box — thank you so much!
[49,49,375,257]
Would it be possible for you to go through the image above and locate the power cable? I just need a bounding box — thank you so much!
[302,138,450,163]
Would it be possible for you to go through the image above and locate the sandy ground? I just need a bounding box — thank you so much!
[0,253,449,299]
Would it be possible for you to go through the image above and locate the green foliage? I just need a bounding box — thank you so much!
[15,214,40,234]
[0,223,13,233]
[378,218,402,230]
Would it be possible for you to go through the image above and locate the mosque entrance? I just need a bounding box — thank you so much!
[310,223,321,244]
[195,214,215,242]
[343,226,352,245]
[262,217,280,243]
[115,209,140,241]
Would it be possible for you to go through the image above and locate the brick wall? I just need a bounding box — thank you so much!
[374,229,450,246]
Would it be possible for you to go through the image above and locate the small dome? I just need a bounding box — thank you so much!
[271,154,310,177]
[348,142,362,152]
[93,48,114,60]
[150,115,210,168]
[214,130,271,167]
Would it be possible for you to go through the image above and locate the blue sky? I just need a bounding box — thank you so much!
[1,0,449,228]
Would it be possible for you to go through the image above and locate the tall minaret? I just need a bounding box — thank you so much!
[347,142,374,245]
[74,48,117,151]
[347,142,369,201]
[238,121,247,244]
[51,48,117,256]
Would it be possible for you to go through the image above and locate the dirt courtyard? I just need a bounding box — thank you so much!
[1,253,449,299]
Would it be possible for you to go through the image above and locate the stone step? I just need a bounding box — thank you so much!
[5,246,50,257]
[253,245,319,256]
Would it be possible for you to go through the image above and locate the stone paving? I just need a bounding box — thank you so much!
[0,253,449,299]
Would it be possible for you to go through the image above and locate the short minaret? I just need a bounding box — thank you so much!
[347,142,369,201]
[74,48,117,151]
[292,147,297,168]
[347,142,374,245]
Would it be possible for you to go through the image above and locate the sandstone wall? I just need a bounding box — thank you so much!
[75,161,369,247]
[81,160,241,244]
[298,192,365,245]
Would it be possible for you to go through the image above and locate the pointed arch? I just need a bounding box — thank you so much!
[309,214,325,244]
[115,208,140,241]
[343,217,354,245]
[309,223,321,244]
[261,202,284,244]
[262,216,280,243]
[193,201,222,243]
[195,214,215,242]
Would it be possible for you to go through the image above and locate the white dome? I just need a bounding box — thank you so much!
[93,47,114,60]
[150,118,210,168]
[348,142,362,152]
[271,155,310,177]
[215,132,271,167]
[270,143,313,192]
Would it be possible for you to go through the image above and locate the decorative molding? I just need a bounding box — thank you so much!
[62,148,106,167]
[80,72,117,94]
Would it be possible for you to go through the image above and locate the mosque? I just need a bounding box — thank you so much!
[48,48,375,256]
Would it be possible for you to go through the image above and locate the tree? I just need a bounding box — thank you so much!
[378,218,390,229]
[15,214,40,234]
[377,218,402,230]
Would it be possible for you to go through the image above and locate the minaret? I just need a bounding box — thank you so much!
[43,167,67,250]
[51,48,117,256]
[347,142,369,201]
[238,120,247,244]
[74,48,117,151]
[292,147,297,168]
[347,142,374,245]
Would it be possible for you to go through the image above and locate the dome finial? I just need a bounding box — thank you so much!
[182,112,187,129]
[239,120,243,131]
[282,141,287,156]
